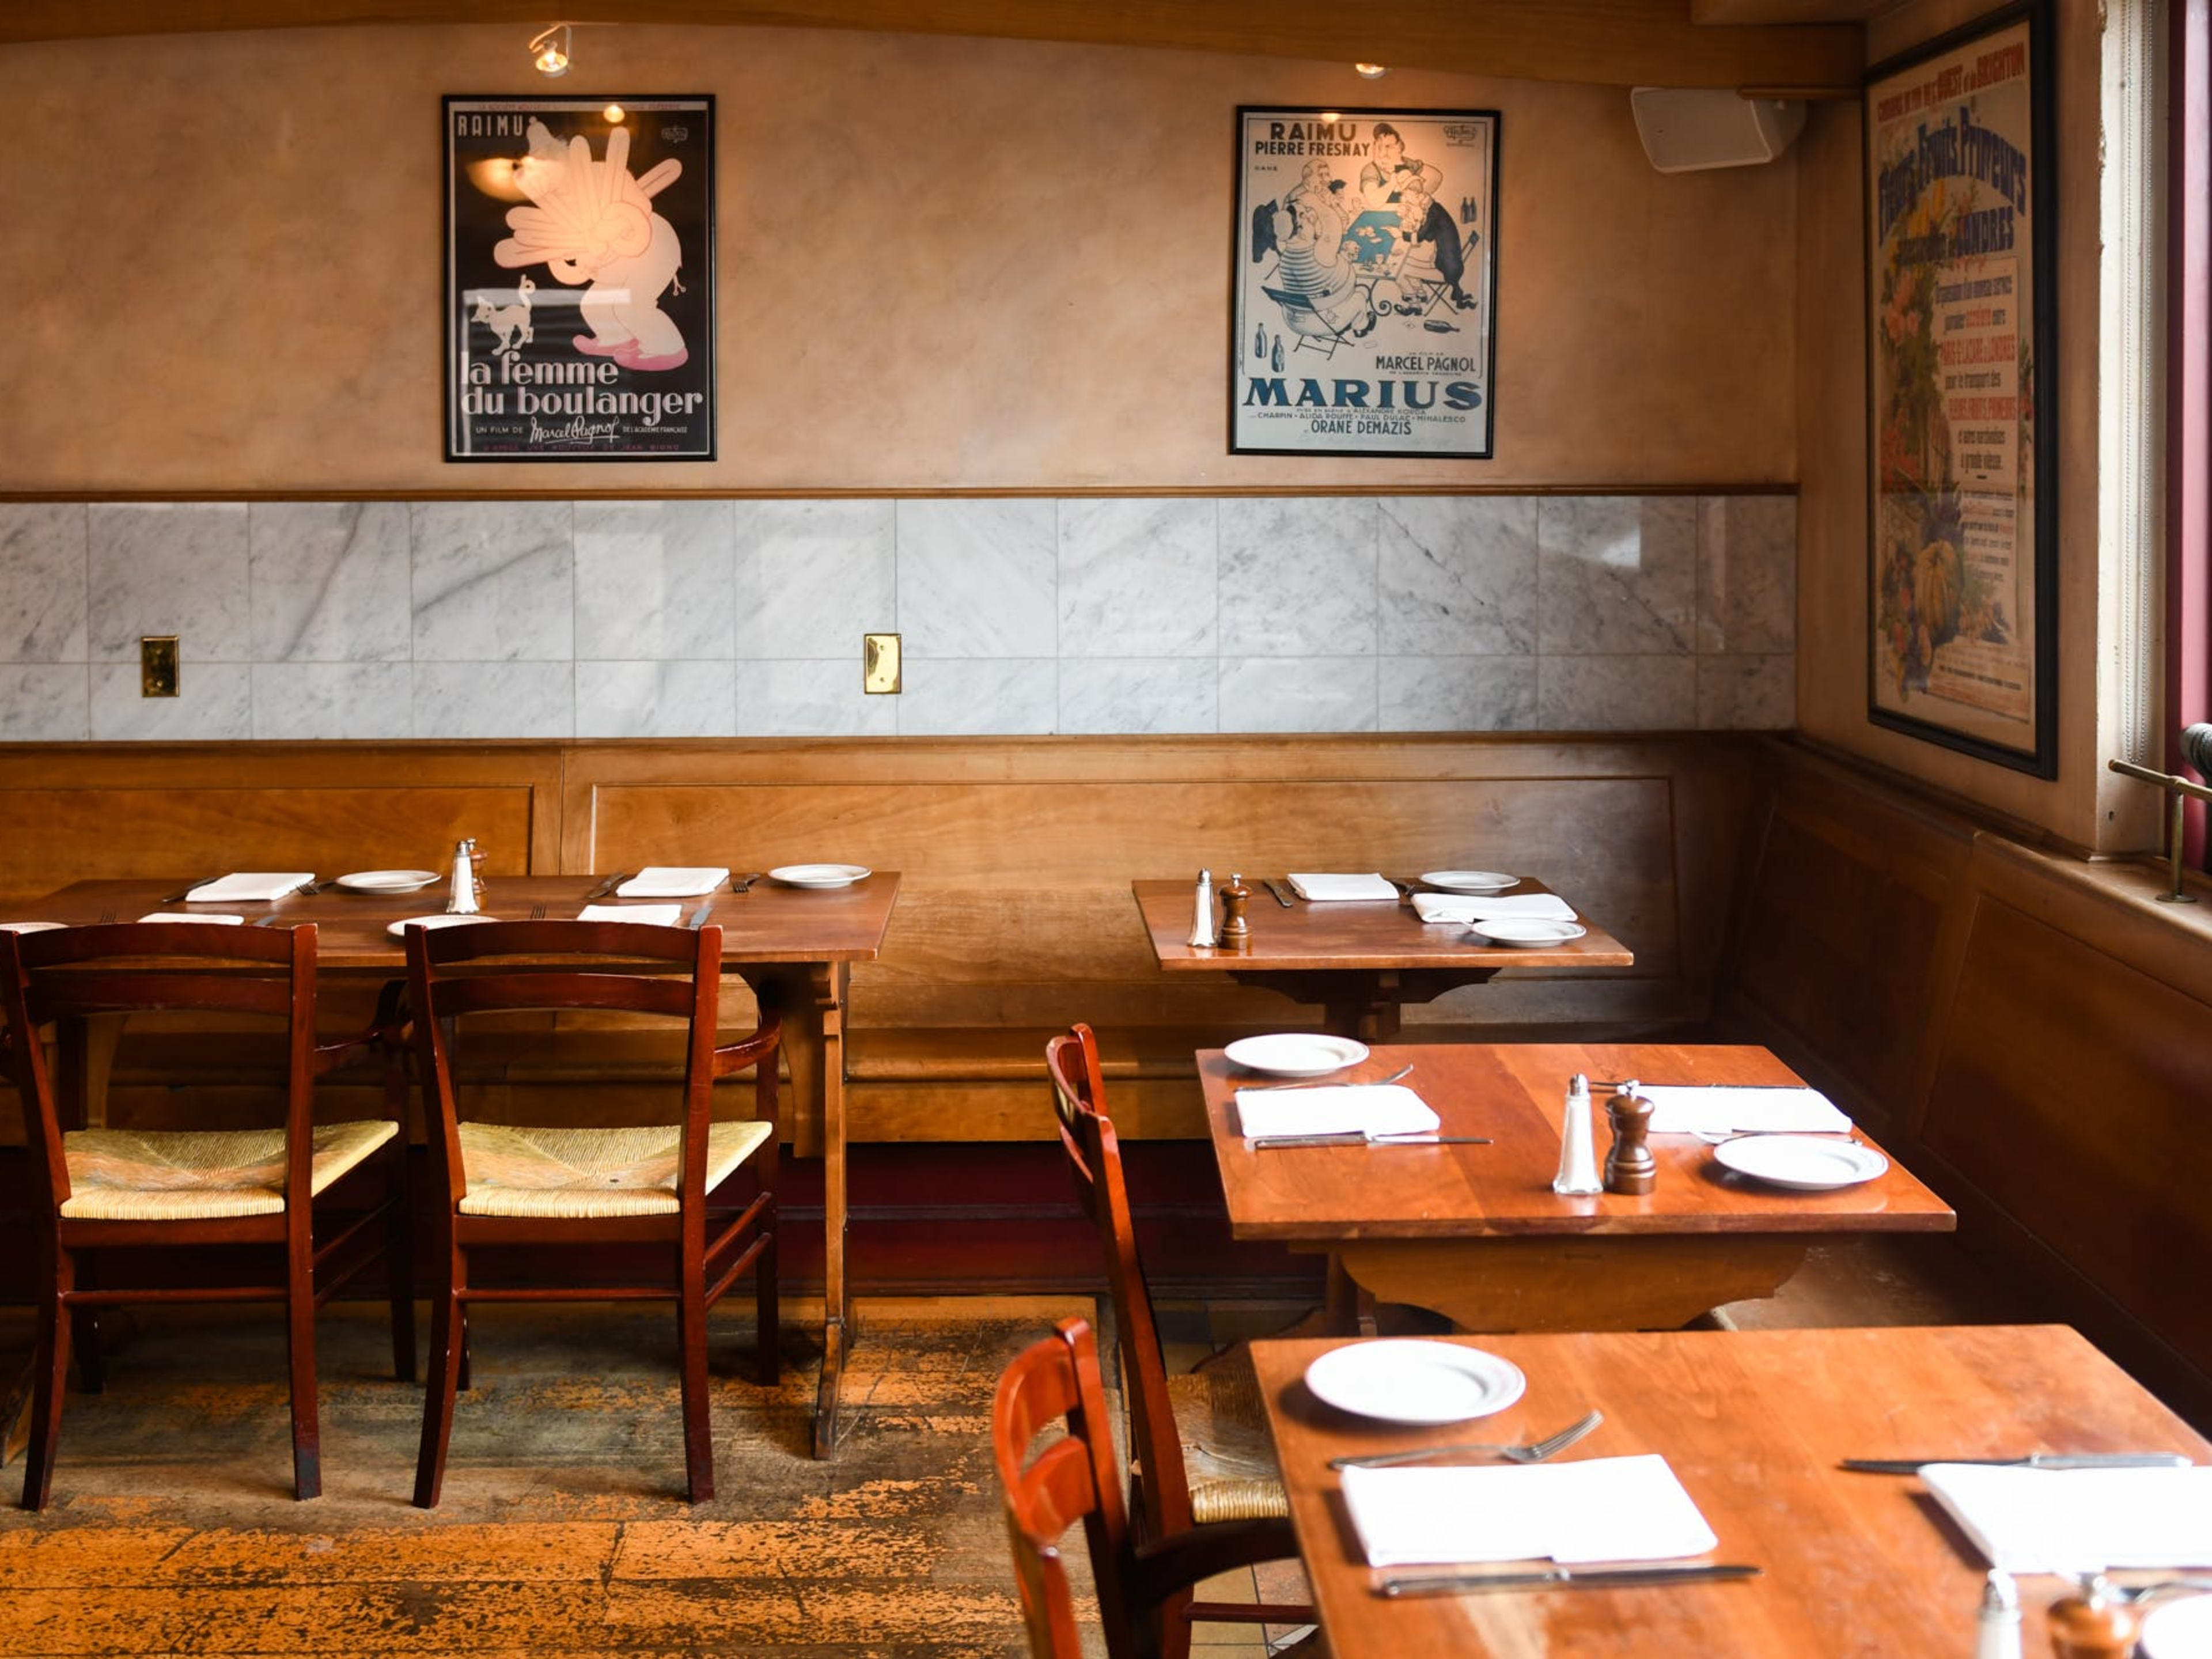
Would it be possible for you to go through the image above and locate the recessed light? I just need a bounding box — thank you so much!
[1354,62,1388,78]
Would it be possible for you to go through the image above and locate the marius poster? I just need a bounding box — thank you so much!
[445,96,715,461]
[1865,6,2055,774]
[1232,107,1499,459]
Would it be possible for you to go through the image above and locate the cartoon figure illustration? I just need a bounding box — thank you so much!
[469,274,536,356]
[493,120,690,372]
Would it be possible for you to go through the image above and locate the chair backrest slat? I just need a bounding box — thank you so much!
[993,1317,1134,1659]
[1043,1024,1194,1538]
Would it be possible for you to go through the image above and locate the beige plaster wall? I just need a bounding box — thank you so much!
[1794,0,2144,851]
[0,22,1796,494]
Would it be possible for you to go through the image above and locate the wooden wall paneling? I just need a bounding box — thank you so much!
[1916,890,2212,1411]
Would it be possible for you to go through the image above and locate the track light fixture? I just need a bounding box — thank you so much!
[530,23,572,77]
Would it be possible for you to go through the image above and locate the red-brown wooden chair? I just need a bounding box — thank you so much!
[1045,1023,1317,1657]
[404,918,781,1507]
[0,921,414,1510]
[995,1316,1310,1659]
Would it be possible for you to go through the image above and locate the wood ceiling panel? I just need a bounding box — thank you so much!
[0,0,1863,90]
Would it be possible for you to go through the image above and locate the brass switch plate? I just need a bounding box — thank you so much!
[139,636,179,698]
[863,632,902,694]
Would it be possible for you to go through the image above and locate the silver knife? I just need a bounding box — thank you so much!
[1378,1563,1762,1598]
[585,872,632,901]
[1263,878,1296,909]
[686,901,714,929]
[1842,1453,2194,1474]
[1251,1133,1493,1150]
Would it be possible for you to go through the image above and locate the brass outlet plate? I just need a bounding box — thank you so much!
[863,632,902,694]
[139,636,179,698]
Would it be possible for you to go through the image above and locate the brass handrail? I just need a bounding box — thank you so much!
[2106,756,2212,903]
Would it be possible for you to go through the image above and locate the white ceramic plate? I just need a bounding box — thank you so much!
[1304,1339,1527,1426]
[339,870,440,893]
[769,863,871,889]
[1711,1134,1889,1192]
[1468,919,1589,948]
[385,914,499,938]
[0,921,63,934]
[1420,870,1518,895]
[2144,1595,2212,1659]
[1223,1033,1370,1078]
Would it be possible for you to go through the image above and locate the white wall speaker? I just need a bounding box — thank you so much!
[1630,87,1807,173]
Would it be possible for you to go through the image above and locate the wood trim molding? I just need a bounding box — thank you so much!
[0,1,1864,92]
[0,484,1803,505]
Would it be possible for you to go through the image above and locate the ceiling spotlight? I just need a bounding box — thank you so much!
[529,23,571,77]
[1354,62,1388,78]
[603,103,625,123]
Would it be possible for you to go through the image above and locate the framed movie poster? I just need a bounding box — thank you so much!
[445,95,715,461]
[1865,6,2056,775]
[1231,107,1499,459]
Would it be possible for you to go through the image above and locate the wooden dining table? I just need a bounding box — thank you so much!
[1250,1325,2212,1657]
[1200,1041,1953,1331]
[4,871,900,1459]
[1132,878,1632,1041]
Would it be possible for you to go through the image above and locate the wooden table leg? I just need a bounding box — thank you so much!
[1328,1236,1813,1332]
[809,963,851,1459]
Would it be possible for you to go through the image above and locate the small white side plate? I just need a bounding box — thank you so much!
[769,863,872,889]
[1224,1033,1370,1078]
[339,870,440,893]
[1304,1339,1527,1425]
[2143,1594,2212,1659]
[385,915,499,938]
[1420,870,1518,894]
[0,921,63,934]
[1711,1135,1889,1191]
[1468,919,1589,948]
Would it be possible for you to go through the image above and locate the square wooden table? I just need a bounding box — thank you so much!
[9,872,900,1459]
[1134,878,1631,1040]
[1250,1326,2212,1657]
[1200,1042,1953,1331]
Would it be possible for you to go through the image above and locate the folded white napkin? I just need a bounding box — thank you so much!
[1288,873,1399,902]
[1922,1464,2212,1573]
[1413,892,1577,925]
[1342,1454,1719,1567]
[184,873,314,904]
[1235,1084,1441,1143]
[615,867,729,899]
[1638,1085,1851,1136]
[138,912,245,926]
[577,904,685,926]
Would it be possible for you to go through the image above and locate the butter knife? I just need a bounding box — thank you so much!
[1251,1133,1493,1150]
[585,872,632,901]
[158,876,218,904]
[1263,878,1296,909]
[1842,1453,2194,1474]
[1378,1563,1762,1598]
[686,901,714,930]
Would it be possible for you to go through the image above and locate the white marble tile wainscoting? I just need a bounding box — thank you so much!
[0,495,1795,741]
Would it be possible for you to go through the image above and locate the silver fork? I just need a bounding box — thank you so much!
[1329,1409,1603,1471]
[96,910,116,925]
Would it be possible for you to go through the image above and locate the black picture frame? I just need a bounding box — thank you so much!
[444,93,716,463]
[1863,3,2058,777]
[1229,105,1501,460]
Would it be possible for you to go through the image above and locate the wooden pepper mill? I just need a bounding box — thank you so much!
[2045,1574,2140,1659]
[1218,872,1253,950]
[1604,1082,1657,1196]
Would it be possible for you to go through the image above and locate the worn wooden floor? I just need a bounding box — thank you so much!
[0,1234,2038,1658]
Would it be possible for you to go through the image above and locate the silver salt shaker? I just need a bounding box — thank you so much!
[445,838,483,915]
[1552,1072,1603,1195]
[1186,868,1217,948]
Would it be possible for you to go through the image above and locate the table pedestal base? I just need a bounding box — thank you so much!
[1323,1236,1812,1332]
